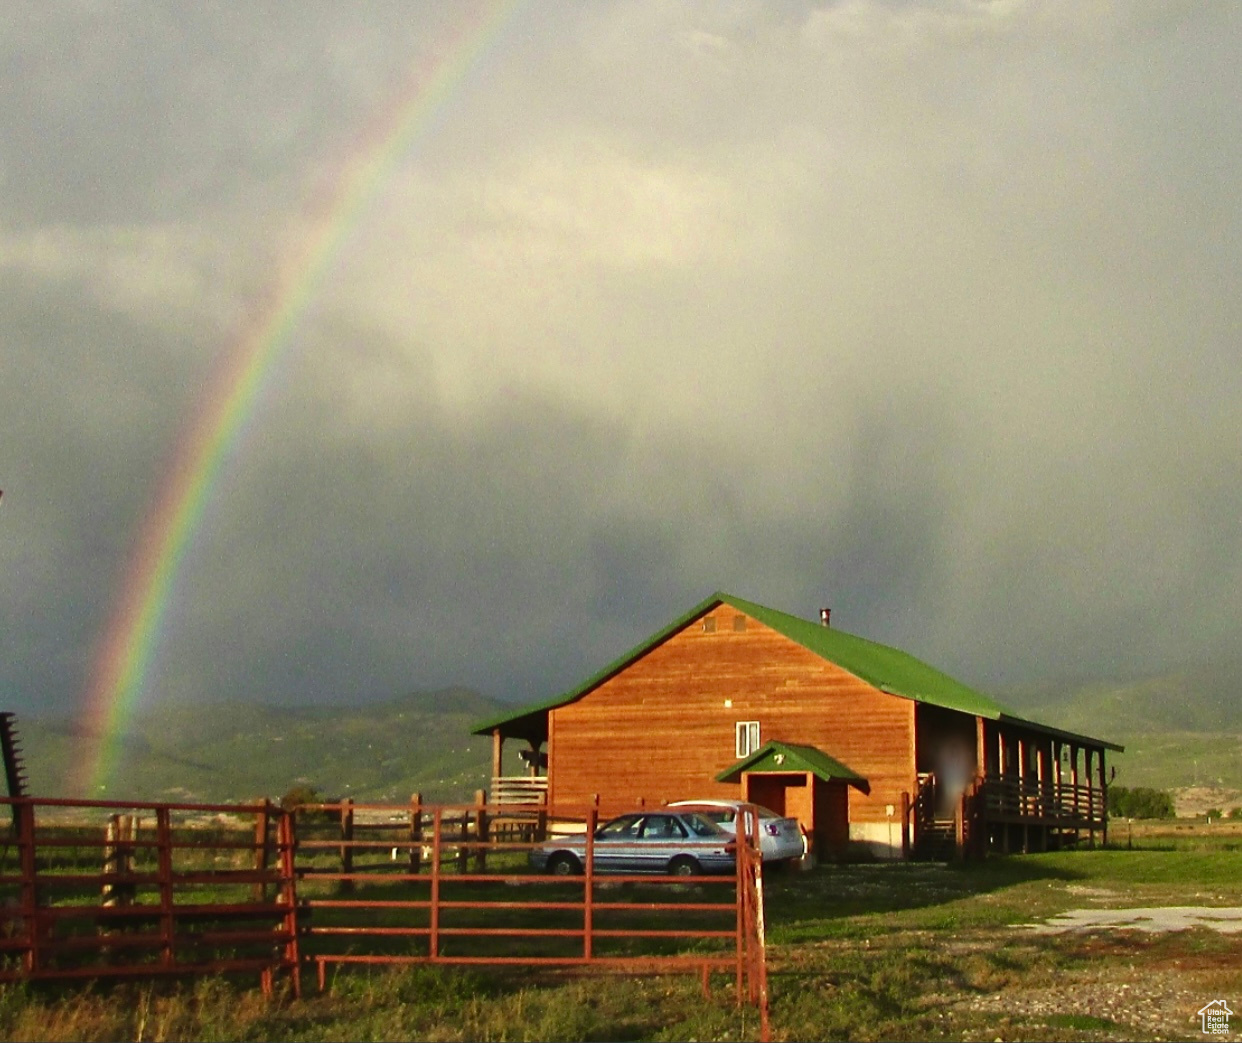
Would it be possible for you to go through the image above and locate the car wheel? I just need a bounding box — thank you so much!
[668,855,700,877]
[547,853,581,877]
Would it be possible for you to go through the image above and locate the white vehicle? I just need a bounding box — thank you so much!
[668,799,805,862]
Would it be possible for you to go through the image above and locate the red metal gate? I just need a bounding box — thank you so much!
[0,796,768,1037]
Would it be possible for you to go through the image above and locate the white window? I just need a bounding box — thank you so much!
[735,721,760,758]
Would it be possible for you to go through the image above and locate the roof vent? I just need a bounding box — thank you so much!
[819,608,831,627]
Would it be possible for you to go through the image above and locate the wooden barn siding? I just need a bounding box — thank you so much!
[547,608,916,820]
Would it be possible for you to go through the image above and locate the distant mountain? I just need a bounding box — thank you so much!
[998,659,1242,791]
[14,687,514,804]
[10,662,1240,805]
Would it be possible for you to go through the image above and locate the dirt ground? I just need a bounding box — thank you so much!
[1171,785,1242,818]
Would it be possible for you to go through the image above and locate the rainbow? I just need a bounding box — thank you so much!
[74,1,522,796]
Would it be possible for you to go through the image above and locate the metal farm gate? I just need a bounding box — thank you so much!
[0,796,769,1038]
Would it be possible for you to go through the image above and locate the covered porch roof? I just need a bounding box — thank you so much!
[995,713,1125,753]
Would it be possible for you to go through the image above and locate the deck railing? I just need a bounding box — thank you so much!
[976,774,1106,826]
[488,775,549,805]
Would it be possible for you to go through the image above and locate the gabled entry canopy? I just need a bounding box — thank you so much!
[716,740,870,793]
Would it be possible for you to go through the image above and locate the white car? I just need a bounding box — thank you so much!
[667,799,805,862]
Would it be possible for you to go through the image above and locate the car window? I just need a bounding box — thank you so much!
[682,813,724,837]
[640,815,686,839]
[597,815,641,838]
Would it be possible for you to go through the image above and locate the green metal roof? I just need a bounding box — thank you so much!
[715,741,868,789]
[720,593,1013,719]
[471,592,1119,751]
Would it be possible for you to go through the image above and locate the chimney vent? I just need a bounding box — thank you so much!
[819,607,831,627]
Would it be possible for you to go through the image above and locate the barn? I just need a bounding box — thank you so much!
[472,592,1122,859]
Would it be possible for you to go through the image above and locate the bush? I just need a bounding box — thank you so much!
[1108,786,1175,819]
[280,784,324,811]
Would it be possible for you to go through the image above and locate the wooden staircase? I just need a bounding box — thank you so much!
[912,818,957,861]
[910,772,961,860]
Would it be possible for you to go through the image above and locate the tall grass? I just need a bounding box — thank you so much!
[0,968,754,1042]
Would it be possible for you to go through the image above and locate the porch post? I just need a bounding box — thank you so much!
[975,716,985,779]
[1052,740,1063,847]
[491,729,502,784]
[1085,748,1095,848]
[1099,749,1109,845]
[1017,735,1028,853]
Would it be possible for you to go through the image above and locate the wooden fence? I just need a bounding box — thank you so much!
[0,795,768,1037]
[0,797,296,991]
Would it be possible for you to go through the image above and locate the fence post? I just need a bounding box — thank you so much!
[102,814,136,908]
[339,798,354,894]
[277,809,302,998]
[430,808,442,958]
[735,815,745,1004]
[253,802,271,902]
[155,807,175,968]
[584,805,596,960]
[474,789,488,873]
[15,800,39,974]
[408,793,422,875]
[536,787,548,842]
[455,805,470,875]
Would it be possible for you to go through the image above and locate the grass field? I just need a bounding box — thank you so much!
[1,823,1239,1041]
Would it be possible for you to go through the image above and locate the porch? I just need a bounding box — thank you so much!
[911,712,1122,858]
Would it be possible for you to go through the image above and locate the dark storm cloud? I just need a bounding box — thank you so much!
[2,2,1241,723]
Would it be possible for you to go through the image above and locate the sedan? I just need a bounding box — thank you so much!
[667,800,805,862]
[529,809,735,877]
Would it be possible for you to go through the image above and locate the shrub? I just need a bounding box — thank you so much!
[1107,786,1175,819]
[280,783,323,811]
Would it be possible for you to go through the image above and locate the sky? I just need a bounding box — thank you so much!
[2,1,1240,724]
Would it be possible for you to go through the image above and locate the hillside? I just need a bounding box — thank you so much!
[15,687,511,804]
[998,658,1242,800]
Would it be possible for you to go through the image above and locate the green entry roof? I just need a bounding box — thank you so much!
[471,591,1121,751]
[715,741,869,791]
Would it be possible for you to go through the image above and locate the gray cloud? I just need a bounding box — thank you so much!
[2,2,1241,723]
